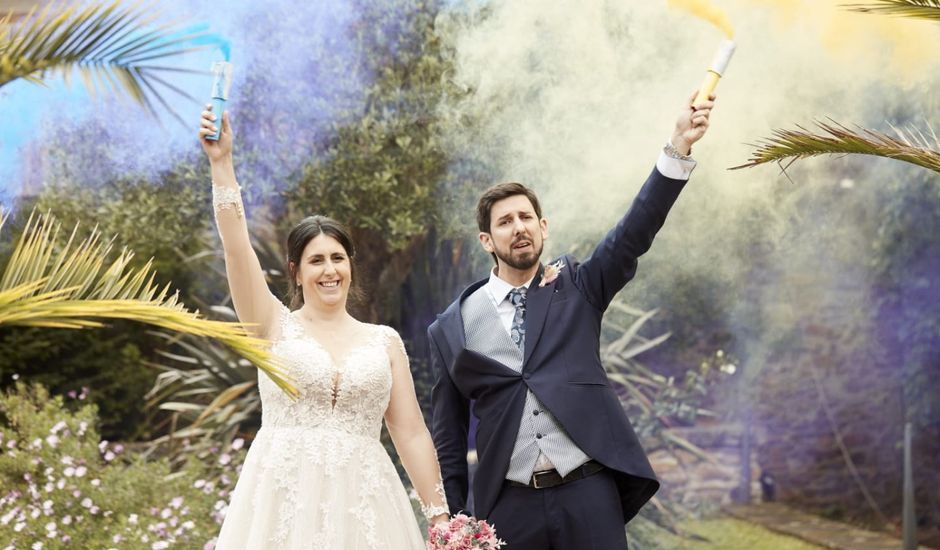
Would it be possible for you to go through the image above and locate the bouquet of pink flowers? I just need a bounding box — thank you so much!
[427,513,506,550]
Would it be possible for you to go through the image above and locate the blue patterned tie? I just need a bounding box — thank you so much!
[508,287,527,352]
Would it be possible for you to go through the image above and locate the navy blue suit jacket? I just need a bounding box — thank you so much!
[428,166,686,522]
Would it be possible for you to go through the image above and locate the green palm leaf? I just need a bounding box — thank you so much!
[732,119,940,174]
[843,0,940,22]
[0,0,216,123]
[0,209,298,399]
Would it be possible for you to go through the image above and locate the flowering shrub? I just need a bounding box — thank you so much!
[0,383,246,549]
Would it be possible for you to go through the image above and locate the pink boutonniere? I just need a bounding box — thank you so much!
[538,260,565,287]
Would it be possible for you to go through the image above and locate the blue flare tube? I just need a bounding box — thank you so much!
[207,61,233,141]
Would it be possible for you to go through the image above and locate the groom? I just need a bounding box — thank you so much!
[428,91,716,549]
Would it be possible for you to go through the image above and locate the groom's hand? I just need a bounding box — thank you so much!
[671,91,716,155]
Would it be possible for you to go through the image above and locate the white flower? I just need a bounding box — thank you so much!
[104,451,116,462]
[31,542,42,550]
[60,456,73,465]
[44,521,56,531]
[231,438,244,451]
[218,453,231,465]
[90,479,101,487]
[74,466,87,478]
[193,480,206,489]
[64,467,75,478]
[170,497,184,509]
[182,520,195,530]
[44,435,59,448]
[14,522,25,532]
[80,498,92,508]
[152,542,169,550]
[128,513,138,525]
[62,515,72,525]
[112,535,123,543]
[42,500,53,511]
[50,421,68,434]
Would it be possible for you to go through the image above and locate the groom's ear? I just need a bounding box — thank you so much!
[540,218,548,241]
[479,232,494,253]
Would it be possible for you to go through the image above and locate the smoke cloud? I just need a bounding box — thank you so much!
[435,0,939,371]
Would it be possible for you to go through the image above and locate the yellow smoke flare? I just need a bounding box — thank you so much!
[668,0,735,37]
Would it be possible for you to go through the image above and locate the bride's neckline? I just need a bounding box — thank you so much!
[286,312,377,366]
[285,312,385,410]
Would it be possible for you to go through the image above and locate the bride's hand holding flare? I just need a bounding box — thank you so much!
[199,104,233,165]
[672,91,716,155]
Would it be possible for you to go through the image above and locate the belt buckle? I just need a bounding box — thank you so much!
[532,470,551,489]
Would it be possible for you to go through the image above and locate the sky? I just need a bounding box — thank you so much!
[0,0,362,202]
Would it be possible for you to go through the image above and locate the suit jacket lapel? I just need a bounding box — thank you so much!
[523,264,551,367]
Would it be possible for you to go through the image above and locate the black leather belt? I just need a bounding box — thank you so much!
[508,460,605,490]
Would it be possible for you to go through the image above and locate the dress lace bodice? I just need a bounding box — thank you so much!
[258,305,400,440]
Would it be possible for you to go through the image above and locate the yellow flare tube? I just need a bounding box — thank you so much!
[693,70,721,108]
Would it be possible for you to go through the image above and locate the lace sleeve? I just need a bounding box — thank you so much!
[419,478,449,521]
[382,326,409,360]
[212,182,244,221]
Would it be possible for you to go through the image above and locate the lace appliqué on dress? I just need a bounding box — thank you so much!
[419,481,449,520]
[243,307,410,548]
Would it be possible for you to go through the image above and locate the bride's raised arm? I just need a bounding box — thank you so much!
[383,329,450,526]
[199,106,281,338]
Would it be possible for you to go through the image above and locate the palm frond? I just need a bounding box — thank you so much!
[843,0,940,22]
[0,0,221,120]
[0,210,298,399]
[732,119,940,174]
[140,332,262,463]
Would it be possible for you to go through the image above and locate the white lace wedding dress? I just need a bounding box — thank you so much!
[216,305,427,549]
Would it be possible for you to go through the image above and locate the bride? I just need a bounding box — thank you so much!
[199,106,449,549]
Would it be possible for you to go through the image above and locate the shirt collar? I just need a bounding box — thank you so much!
[485,266,536,305]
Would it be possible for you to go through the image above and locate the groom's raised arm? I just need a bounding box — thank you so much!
[428,327,470,516]
[573,164,689,311]
[574,91,716,310]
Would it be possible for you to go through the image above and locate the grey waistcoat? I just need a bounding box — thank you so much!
[460,287,591,483]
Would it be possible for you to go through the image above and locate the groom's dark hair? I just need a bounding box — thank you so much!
[476,182,543,233]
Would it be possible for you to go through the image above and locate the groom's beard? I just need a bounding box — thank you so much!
[494,237,543,271]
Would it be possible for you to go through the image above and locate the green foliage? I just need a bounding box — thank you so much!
[33,162,212,295]
[1,160,214,441]
[0,383,246,548]
[287,0,456,251]
[0,325,155,440]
